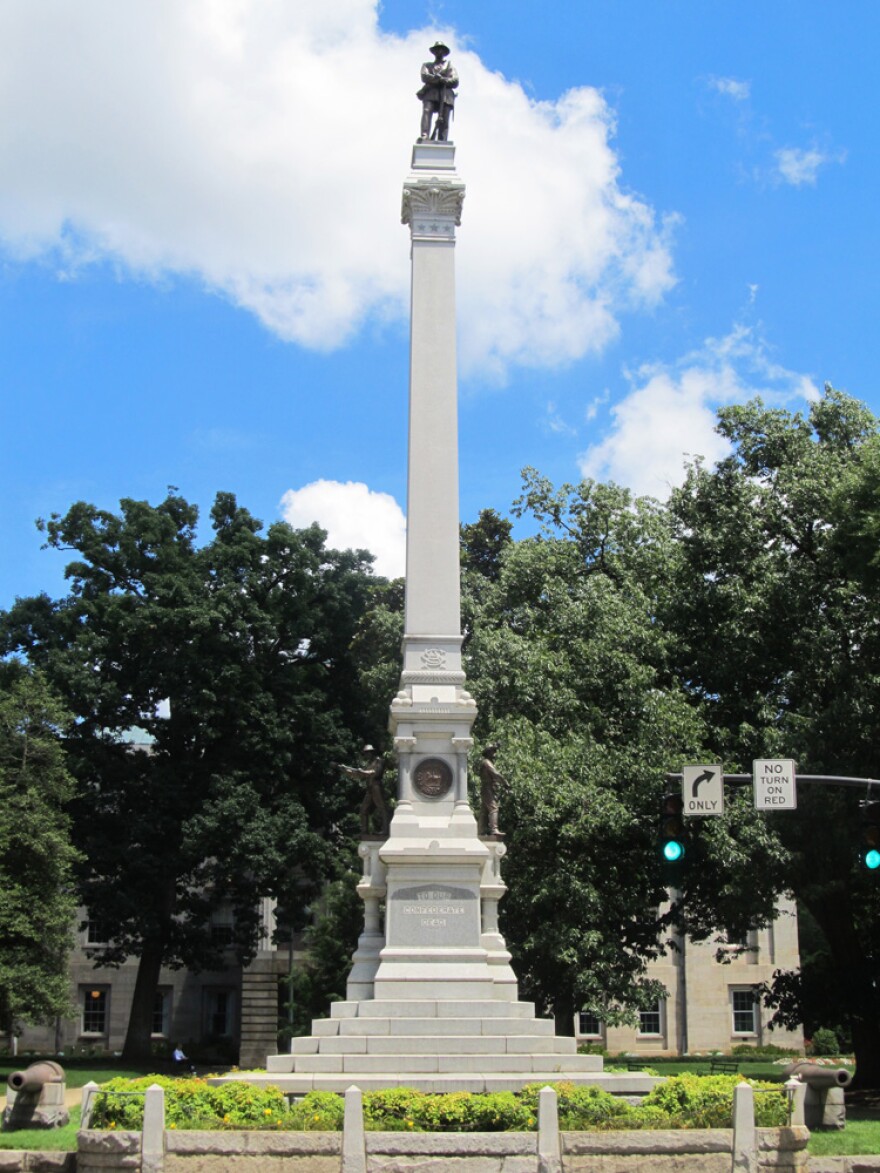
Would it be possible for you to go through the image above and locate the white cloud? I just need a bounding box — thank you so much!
[774,145,844,186]
[578,325,820,498]
[0,0,675,380]
[279,479,406,578]
[709,76,751,101]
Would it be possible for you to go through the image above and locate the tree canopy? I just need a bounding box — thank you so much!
[1,490,377,1058]
[665,386,880,1086]
[0,664,79,1045]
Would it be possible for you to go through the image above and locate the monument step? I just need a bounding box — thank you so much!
[331,1000,536,1020]
[330,1016,555,1039]
[291,1053,600,1075]
[316,1034,576,1056]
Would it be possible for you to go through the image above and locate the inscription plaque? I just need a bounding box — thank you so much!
[413,757,453,798]
[388,884,478,948]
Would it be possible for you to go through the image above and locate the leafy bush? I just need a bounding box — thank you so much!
[577,1042,609,1057]
[363,1089,532,1132]
[86,1073,790,1134]
[730,1042,800,1058]
[89,1077,290,1130]
[641,1074,787,1128]
[809,1029,840,1056]
[521,1082,628,1130]
[288,1091,345,1130]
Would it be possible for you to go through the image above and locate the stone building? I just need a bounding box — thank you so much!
[16,901,287,1068]
[16,892,803,1064]
[575,896,804,1055]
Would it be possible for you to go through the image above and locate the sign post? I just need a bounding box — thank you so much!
[753,759,797,810]
[682,764,724,817]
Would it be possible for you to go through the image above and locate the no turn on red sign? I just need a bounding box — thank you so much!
[753,759,797,810]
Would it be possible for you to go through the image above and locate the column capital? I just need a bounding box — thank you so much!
[401,178,465,240]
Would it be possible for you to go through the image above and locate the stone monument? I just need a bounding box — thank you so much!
[250,54,649,1095]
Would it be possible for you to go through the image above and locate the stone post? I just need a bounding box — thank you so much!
[142,1083,165,1173]
[732,1082,757,1173]
[537,1086,561,1173]
[342,1085,366,1173]
[80,1080,100,1130]
[784,1076,806,1126]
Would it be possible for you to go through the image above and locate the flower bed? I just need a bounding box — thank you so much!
[88,1074,789,1133]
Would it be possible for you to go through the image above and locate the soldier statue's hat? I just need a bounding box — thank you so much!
[430,41,451,56]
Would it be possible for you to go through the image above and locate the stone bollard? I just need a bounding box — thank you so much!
[732,1082,757,1173]
[343,1085,366,1173]
[537,1086,561,1173]
[784,1077,806,1127]
[80,1080,101,1129]
[142,1083,165,1173]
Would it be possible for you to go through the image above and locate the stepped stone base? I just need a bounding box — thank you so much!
[218,997,658,1096]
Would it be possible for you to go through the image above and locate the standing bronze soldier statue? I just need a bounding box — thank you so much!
[478,744,507,836]
[417,42,458,142]
[336,745,390,837]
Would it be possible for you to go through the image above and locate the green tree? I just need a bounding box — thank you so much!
[461,476,721,1031]
[1,491,376,1060]
[0,664,79,1046]
[286,877,363,1037]
[666,386,880,1086]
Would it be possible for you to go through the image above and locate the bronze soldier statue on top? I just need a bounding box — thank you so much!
[417,42,458,142]
[336,745,390,837]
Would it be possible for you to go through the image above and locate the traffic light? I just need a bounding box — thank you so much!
[859,800,880,870]
[660,792,686,862]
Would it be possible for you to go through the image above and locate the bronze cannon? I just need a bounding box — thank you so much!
[4,1060,68,1129]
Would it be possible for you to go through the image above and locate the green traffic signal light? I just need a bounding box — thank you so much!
[859,800,880,870]
[663,839,685,862]
[660,792,685,862]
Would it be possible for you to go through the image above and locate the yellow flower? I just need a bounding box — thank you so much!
[109,1122,116,1129]
[264,1108,272,1115]
[313,1114,320,1121]
[170,1123,176,1130]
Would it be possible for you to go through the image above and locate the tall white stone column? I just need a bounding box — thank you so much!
[370,140,515,1002]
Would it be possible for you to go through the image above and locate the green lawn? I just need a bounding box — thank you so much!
[0,1108,81,1150]
[605,1057,799,1082]
[807,1110,880,1157]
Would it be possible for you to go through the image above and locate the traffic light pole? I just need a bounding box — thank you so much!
[666,773,880,791]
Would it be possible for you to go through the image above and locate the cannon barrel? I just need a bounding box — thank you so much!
[7,1061,65,1094]
[785,1061,852,1089]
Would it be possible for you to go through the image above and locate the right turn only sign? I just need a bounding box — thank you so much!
[753,759,797,810]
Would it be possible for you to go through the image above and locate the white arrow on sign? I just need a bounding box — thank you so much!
[682,764,724,817]
[753,759,797,810]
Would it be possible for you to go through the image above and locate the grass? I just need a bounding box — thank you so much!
[605,1057,797,1082]
[0,1108,81,1150]
[0,1058,212,1088]
[807,1109,880,1156]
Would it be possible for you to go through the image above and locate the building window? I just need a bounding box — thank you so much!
[731,988,758,1035]
[81,987,109,1035]
[210,923,235,948]
[210,909,235,948]
[203,989,235,1037]
[638,1000,663,1037]
[85,919,112,946]
[578,1011,602,1037]
[152,988,172,1037]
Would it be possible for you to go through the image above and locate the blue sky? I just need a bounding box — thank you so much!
[1,1,876,606]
